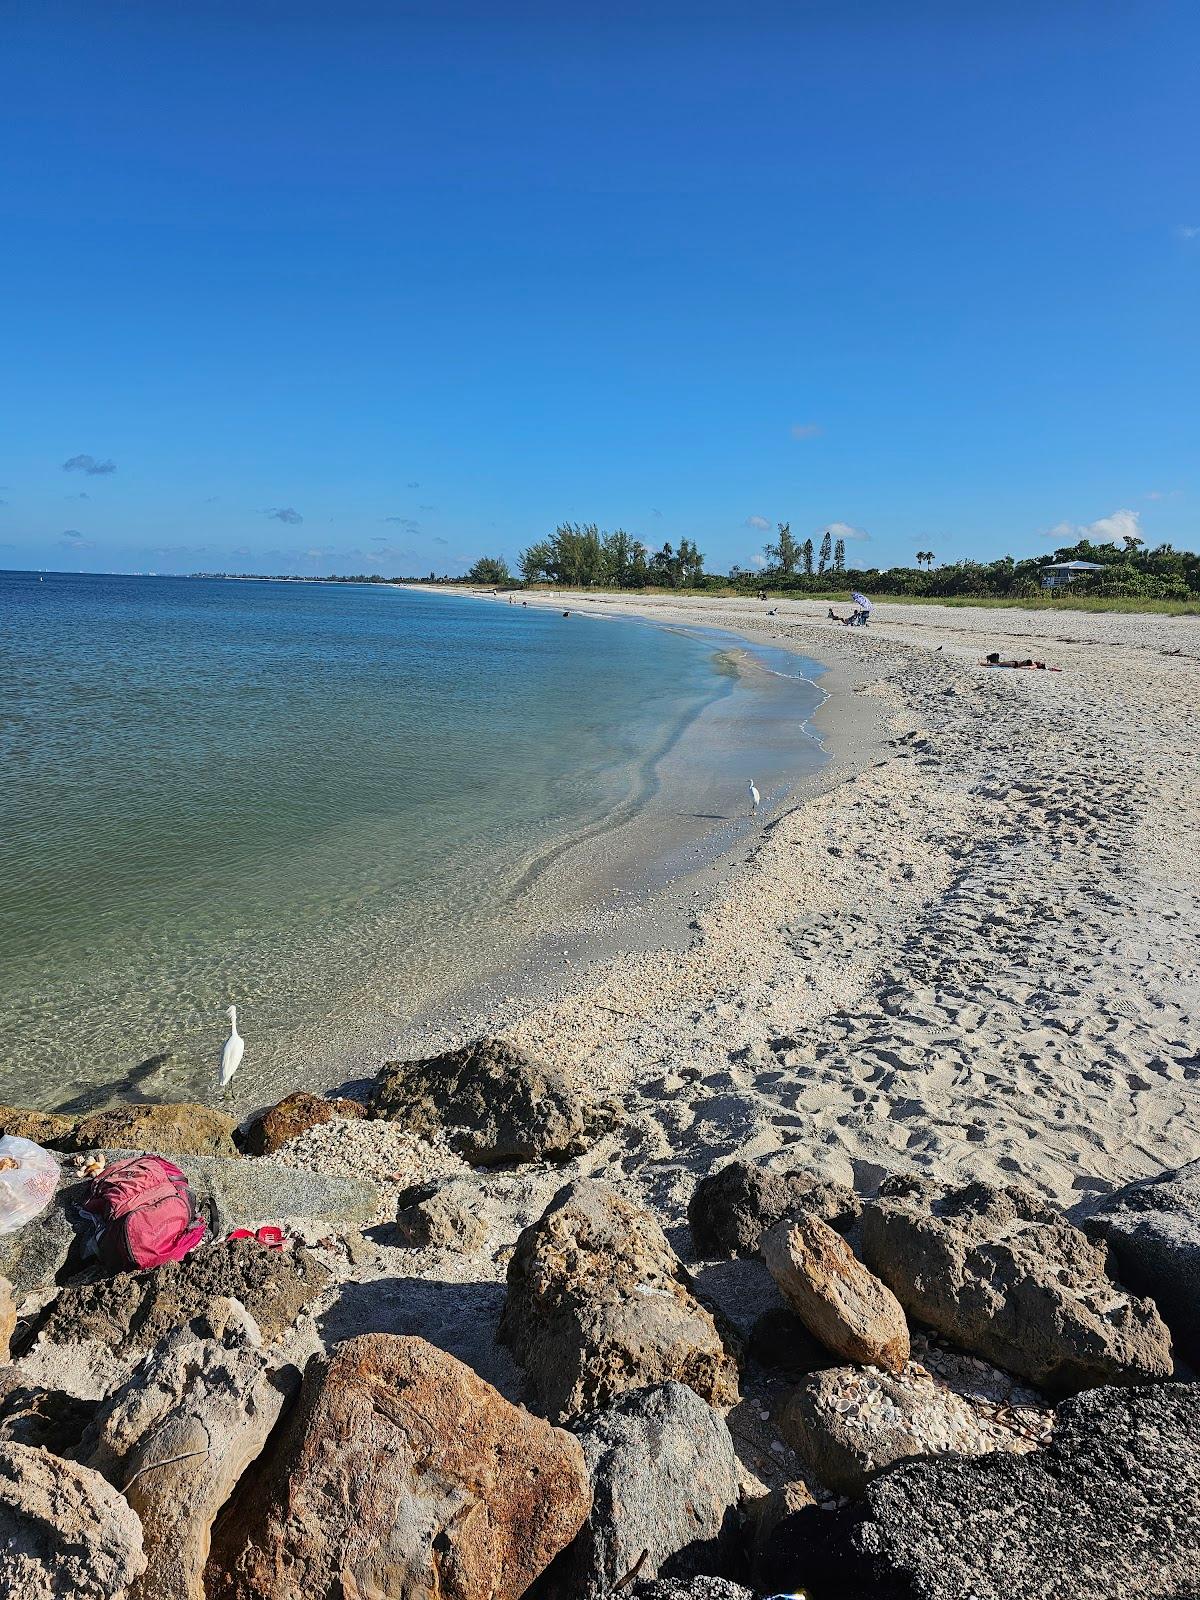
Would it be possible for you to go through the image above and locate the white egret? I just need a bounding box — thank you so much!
[748,779,761,818]
[218,1005,244,1098]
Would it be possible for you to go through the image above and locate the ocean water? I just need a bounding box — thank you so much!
[0,573,823,1107]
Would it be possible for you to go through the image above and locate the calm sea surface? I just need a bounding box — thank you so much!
[0,573,822,1107]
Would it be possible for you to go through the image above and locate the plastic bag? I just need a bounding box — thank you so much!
[0,1135,61,1234]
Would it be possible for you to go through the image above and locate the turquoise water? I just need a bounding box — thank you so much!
[0,573,822,1106]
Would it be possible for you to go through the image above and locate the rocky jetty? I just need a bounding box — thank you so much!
[498,1179,741,1420]
[371,1036,618,1166]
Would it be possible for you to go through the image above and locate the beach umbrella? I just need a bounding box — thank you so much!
[851,591,872,610]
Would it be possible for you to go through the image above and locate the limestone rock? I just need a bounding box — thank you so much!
[0,1105,77,1145]
[64,1103,238,1158]
[538,1383,741,1600]
[762,1214,909,1372]
[781,1363,1038,1498]
[81,1301,315,1600]
[236,1092,364,1157]
[1083,1158,1200,1366]
[849,1382,1200,1599]
[0,1369,99,1454]
[0,1443,145,1599]
[370,1036,617,1166]
[0,1275,15,1360]
[688,1160,859,1258]
[498,1179,740,1421]
[860,1176,1173,1392]
[393,1176,493,1251]
[34,1237,329,1355]
[206,1333,591,1600]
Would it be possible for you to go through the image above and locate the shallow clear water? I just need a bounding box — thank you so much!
[0,573,822,1107]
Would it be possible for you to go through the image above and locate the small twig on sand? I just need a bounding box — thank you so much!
[122,1447,209,1493]
[612,1549,650,1593]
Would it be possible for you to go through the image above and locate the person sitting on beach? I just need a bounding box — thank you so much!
[981,652,1058,670]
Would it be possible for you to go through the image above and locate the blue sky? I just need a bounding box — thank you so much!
[1,1,1196,576]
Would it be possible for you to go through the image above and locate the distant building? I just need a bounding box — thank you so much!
[1040,560,1106,590]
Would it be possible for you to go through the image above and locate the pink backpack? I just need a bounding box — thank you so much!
[81,1155,207,1272]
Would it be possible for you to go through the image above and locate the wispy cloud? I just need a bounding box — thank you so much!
[68,491,90,500]
[59,529,95,550]
[432,536,448,546]
[651,507,664,518]
[1145,489,1181,502]
[406,480,420,488]
[63,453,116,475]
[790,423,823,441]
[745,514,770,531]
[1174,225,1199,240]
[418,504,437,512]
[825,520,870,541]
[265,506,304,524]
[1045,507,1141,545]
[382,516,421,532]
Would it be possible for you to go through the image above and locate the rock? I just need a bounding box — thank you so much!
[0,1183,83,1297]
[393,1176,493,1251]
[206,1333,591,1600]
[860,1176,1173,1393]
[0,1443,145,1599]
[370,1036,617,1166]
[0,1276,15,1359]
[688,1160,859,1258]
[498,1179,741,1421]
[749,1481,818,1592]
[748,1306,836,1379]
[0,1371,100,1455]
[64,1104,238,1158]
[236,1092,364,1157]
[631,1583,755,1600]
[762,1214,909,1372]
[850,1382,1200,1599]
[81,1301,316,1600]
[0,1105,78,1145]
[33,1237,329,1355]
[537,1383,741,1600]
[1083,1158,1200,1366]
[781,1363,1039,1498]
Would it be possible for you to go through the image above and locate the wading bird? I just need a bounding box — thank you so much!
[218,1005,244,1098]
[748,779,760,817]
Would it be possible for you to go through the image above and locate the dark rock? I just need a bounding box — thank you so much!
[393,1176,492,1251]
[631,1583,755,1600]
[0,1442,146,1599]
[1083,1159,1200,1366]
[370,1036,617,1166]
[32,1237,329,1355]
[537,1383,741,1600]
[748,1306,834,1379]
[64,1103,238,1158]
[850,1382,1200,1599]
[688,1161,859,1258]
[499,1179,741,1421]
[236,1092,364,1157]
[0,1105,77,1145]
[860,1176,1173,1393]
[206,1333,591,1600]
[750,1481,819,1592]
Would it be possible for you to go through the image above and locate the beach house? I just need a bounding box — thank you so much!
[1039,560,1106,590]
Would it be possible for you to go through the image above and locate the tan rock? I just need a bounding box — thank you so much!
[206,1333,591,1600]
[0,1443,145,1599]
[0,1276,15,1361]
[762,1214,910,1372]
[0,1106,77,1146]
[237,1092,364,1156]
[65,1103,238,1159]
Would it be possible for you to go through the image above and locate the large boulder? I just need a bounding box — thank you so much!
[498,1180,741,1421]
[1083,1159,1200,1366]
[538,1383,741,1600]
[81,1300,316,1600]
[860,1177,1173,1392]
[849,1382,1200,1599]
[370,1036,617,1166]
[762,1214,909,1372]
[688,1161,859,1258]
[64,1104,238,1158]
[32,1237,329,1355]
[781,1363,1040,1498]
[0,1443,145,1599]
[0,1105,77,1145]
[236,1092,364,1157]
[206,1333,591,1600]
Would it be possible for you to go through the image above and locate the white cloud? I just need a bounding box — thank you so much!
[745,515,770,530]
[1045,507,1142,545]
[1174,225,1199,240]
[790,423,823,440]
[749,553,768,570]
[824,520,871,542]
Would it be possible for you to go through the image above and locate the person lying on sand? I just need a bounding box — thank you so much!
[981,653,1062,671]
